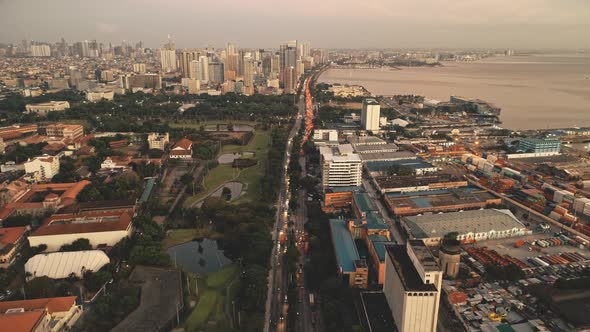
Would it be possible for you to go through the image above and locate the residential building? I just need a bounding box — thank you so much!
[383,240,442,332]
[361,98,381,132]
[24,155,60,181]
[169,138,193,159]
[179,51,199,77]
[0,226,27,268]
[147,132,169,150]
[133,63,146,74]
[31,44,51,57]
[28,210,135,252]
[159,48,177,73]
[208,62,224,84]
[402,209,527,246]
[189,60,201,80]
[120,73,162,90]
[0,296,82,332]
[25,101,70,115]
[320,144,362,189]
[46,124,84,140]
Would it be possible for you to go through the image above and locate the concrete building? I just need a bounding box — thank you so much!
[328,219,369,288]
[85,88,114,102]
[133,63,146,74]
[439,241,461,278]
[169,138,193,159]
[24,155,60,181]
[147,132,169,150]
[121,73,162,90]
[31,44,51,57]
[159,48,177,73]
[320,144,362,189]
[361,98,381,132]
[402,209,527,246]
[208,62,224,84]
[25,101,70,115]
[384,240,442,332]
[28,210,134,252]
[179,51,199,77]
[46,124,84,140]
[0,296,82,332]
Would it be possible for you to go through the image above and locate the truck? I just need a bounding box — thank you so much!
[309,293,315,306]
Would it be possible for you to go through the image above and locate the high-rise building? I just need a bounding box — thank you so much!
[383,240,442,332]
[133,63,146,74]
[198,55,209,82]
[31,44,51,57]
[208,62,224,84]
[279,41,298,88]
[189,60,201,80]
[179,51,200,77]
[81,40,90,57]
[121,74,162,90]
[361,98,381,132]
[319,144,362,189]
[160,49,177,72]
[243,56,255,93]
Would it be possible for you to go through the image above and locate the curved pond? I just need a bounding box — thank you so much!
[167,238,232,273]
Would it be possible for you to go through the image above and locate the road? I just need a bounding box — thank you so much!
[361,177,405,244]
[264,79,308,332]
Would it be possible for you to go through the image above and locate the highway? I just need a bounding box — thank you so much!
[264,79,308,332]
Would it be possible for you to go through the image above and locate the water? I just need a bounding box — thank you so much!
[167,238,232,273]
[320,54,590,130]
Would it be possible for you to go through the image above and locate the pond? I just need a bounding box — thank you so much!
[211,182,243,201]
[217,151,255,164]
[167,238,232,273]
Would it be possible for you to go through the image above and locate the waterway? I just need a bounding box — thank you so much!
[319,54,590,130]
[167,238,232,273]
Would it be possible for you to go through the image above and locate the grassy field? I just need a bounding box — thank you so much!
[184,265,239,332]
[183,130,270,207]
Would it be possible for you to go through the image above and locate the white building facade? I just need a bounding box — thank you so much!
[320,144,362,189]
[361,98,381,132]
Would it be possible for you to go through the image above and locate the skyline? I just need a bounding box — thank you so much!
[1,0,590,49]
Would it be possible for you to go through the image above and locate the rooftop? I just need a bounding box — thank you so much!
[0,310,45,332]
[359,151,416,162]
[353,192,377,213]
[385,244,438,292]
[320,144,361,163]
[329,219,361,273]
[365,159,433,173]
[0,296,77,314]
[408,239,440,272]
[403,209,525,239]
[353,143,399,153]
[31,210,133,237]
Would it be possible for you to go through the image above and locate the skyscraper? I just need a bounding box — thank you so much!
[243,56,255,95]
[179,51,200,78]
[208,62,225,84]
[189,60,201,80]
[279,41,298,90]
[198,55,209,82]
[361,98,381,132]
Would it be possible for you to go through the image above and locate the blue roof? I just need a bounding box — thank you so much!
[365,212,389,230]
[326,186,363,193]
[139,178,156,204]
[329,219,360,273]
[412,197,432,208]
[353,193,377,212]
[371,240,395,262]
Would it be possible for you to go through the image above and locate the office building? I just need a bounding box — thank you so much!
[361,98,381,131]
[147,132,169,150]
[24,155,60,182]
[243,56,255,94]
[208,62,224,84]
[320,144,362,189]
[198,55,209,82]
[31,44,51,57]
[121,73,162,90]
[283,66,296,94]
[279,41,298,89]
[46,124,84,140]
[189,60,201,80]
[384,240,442,332]
[25,101,70,115]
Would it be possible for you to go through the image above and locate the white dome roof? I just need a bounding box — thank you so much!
[25,250,110,279]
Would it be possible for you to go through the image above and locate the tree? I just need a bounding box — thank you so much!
[84,270,112,292]
[238,264,269,312]
[2,214,33,227]
[180,173,194,186]
[60,238,92,252]
[221,187,232,201]
[25,277,57,299]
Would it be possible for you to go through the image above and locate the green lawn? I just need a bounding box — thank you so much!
[183,130,270,207]
[184,264,240,332]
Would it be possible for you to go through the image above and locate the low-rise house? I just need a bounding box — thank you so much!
[169,138,193,159]
[0,296,82,332]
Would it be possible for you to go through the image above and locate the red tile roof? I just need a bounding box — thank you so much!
[0,296,77,314]
[0,227,27,246]
[0,310,45,332]
[31,210,133,237]
[173,138,192,150]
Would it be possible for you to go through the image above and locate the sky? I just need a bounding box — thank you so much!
[1,0,589,49]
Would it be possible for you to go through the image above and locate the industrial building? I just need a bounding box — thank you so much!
[384,187,501,216]
[320,144,362,189]
[328,219,369,288]
[364,158,437,177]
[322,186,362,213]
[518,137,561,154]
[373,174,467,194]
[383,240,442,332]
[402,209,527,246]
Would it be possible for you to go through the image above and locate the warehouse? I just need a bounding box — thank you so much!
[402,209,527,246]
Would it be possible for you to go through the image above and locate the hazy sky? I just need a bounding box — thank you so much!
[1,0,589,49]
